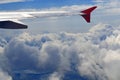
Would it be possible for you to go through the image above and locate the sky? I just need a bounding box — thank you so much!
[0,0,119,33]
[0,0,119,80]
[0,0,93,10]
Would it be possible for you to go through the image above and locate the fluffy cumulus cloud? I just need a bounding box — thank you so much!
[0,23,119,80]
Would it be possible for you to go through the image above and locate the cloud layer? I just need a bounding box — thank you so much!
[0,23,119,80]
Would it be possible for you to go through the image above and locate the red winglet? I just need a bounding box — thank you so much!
[81,6,97,23]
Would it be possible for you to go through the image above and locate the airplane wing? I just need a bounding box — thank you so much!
[0,11,68,29]
[0,6,97,29]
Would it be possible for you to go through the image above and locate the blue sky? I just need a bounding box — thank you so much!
[0,0,94,10]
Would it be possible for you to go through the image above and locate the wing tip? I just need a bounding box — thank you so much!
[81,6,97,23]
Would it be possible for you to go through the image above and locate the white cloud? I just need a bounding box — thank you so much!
[93,0,104,3]
[0,69,12,80]
[104,50,120,63]
[93,0,120,15]
[0,23,119,80]
[49,72,61,80]
[0,0,30,4]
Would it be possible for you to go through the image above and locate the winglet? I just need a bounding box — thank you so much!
[81,6,97,23]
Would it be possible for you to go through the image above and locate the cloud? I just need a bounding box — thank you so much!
[93,0,104,3]
[0,0,31,4]
[49,72,61,80]
[0,23,119,80]
[93,0,120,15]
[0,69,12,80]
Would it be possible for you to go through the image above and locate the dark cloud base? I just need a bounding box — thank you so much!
[0,23,119,80]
